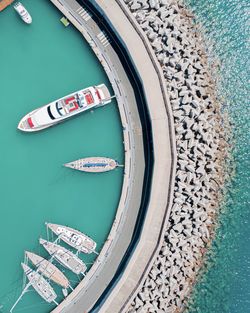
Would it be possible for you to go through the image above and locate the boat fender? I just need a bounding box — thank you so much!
[62,288,68,297]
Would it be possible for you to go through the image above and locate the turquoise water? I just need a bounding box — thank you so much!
[0,1,123,312]
[184,1,250,313]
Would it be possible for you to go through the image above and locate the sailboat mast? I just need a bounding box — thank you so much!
[10,282,31,313]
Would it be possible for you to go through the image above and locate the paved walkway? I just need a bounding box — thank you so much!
[49,0,145,312]
[96,2,176,312]
[49,0,176,312]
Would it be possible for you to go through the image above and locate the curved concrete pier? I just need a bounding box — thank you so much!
[94,1,176,312]
[49,0,176,312]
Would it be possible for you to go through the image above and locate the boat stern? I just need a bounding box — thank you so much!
[95,84,112,105]
[24,16,32,24]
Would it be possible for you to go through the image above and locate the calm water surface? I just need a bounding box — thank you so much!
[0,1,123,312]
[184,1,250,313]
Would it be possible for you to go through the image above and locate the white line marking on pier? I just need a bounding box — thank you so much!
[97,31,110,47]
[76,7,92,21]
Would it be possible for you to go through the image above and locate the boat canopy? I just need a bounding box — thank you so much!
[83,163,108,167]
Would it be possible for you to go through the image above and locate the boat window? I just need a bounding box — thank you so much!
[56,102,63,116]
[85,93,94,105]
[47,106,55,120]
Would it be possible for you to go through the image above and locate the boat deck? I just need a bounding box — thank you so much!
[64,157,118,173]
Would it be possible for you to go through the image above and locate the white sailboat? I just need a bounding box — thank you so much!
[10,263,58,313]
[64,157,121,173]
[40,239,87,275]
[46,223,97,254]
[21,263,58,303]
[25,251,70,289]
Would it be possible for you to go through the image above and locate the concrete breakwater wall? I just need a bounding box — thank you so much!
[122,0,228,312]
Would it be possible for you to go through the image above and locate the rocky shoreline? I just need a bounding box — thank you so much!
[122,0,229,312]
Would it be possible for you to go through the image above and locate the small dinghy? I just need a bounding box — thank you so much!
[40,239,87,275]
[46,223,97,254]
[64,157,121,173]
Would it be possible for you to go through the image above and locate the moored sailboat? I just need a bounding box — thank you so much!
[40,239,87,275]
[22,263,58,303]
[10,263,58,312]
[64,157,121,173]
[25,251,70,289]
[46,223,97,254]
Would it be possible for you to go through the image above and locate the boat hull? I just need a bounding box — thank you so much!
[18,84,111,132]
[46,223,97,254]
[40,239,87,275]
[21,263,57,303]
[25,251,69,288]
[14,2,32,24]
[64,157,118,173]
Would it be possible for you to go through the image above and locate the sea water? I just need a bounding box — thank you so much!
[184,1,250,313]
[0,1,123,312]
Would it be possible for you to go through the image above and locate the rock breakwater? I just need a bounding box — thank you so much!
[122,0,229,312]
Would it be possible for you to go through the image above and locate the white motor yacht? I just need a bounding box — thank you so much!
[18,84,112,132]
[14,2,32,24]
